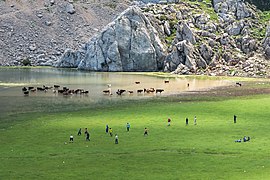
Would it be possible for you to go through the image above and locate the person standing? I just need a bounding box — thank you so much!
[144,128,148,136]
[194,116,197,125]
[115,134,119,144]
[70,134,74,142]
[86,132,90,141]
[168,118,171,126]
[109,128,113,137]
[106,125,109,133]
[234,115,237,123]
[186,118,189,125]
[77,128,82,136]
[126,123,130,132]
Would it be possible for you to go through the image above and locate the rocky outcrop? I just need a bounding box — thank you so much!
[1,0,269,77]
[56,6,166,71]
[0,0,130,66]
[213,0,255,20]
[263,22,270,59]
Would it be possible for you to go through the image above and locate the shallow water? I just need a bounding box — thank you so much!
[0,68,231,118]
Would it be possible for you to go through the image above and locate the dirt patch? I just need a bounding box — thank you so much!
[190,82,270,96]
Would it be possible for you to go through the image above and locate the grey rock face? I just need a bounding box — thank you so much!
[57,6,166,71]
[214,0,254,20]
[226,21,243,36]
[199,43,213,64]
[164,21,171,36]
[176,22,196,44]
[263,22,270,58]
[66,3,75,14]
[56,49,83,68]
[164,40,197,73]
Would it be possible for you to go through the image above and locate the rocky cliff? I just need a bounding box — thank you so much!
[57,0,270,77]
[1,0,270,77]
[56,6,166,71]
[0,0,130,66]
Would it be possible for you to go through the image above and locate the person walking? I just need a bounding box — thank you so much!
[168,118,171,126]
[144,128,148,136]
[70,134,74,142]
[126,123,130,132]
[109,128,113,137]
[115,134,119,144]
[106,125,109,133]
[86,132,90,141]
[234,115,237,123]
[186,118,189,125]
[77,128,82,136]
[194,116,197,125]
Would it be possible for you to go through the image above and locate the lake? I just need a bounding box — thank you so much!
[0,68,231,119]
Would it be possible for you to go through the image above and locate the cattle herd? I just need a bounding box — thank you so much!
[21,80,170,97]
[21,85,89,96]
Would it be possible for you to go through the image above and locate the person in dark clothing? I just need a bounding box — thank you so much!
[186,118,189,125]
[86,132,90,141]
[106,125,109,133]
[234,115,237,123]
[77,128,82,136]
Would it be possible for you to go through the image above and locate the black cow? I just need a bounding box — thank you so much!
[156,89,164,93]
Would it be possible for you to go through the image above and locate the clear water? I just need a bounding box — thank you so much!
[0,68,231,119]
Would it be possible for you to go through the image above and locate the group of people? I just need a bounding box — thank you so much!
[167,116,197,126]
[69,128,90,143]
[69,123,133,144]
[69,115,242,144]
[235,136,251,143]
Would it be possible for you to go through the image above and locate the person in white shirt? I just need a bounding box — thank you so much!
[70,134,74,142]
[115,134,119,144]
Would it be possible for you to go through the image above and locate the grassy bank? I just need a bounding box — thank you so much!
[0,92,270,179]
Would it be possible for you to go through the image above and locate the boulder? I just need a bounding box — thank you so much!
[57,6,166,72]
[199,43,213,64]
[176,22,196,44]
[164,40,197,71]
[226,21,243,36]
[164,21,171,36]
[66,3,75,14]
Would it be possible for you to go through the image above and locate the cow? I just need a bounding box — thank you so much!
[137,89,143,93]
[164,80,169,83]
[156,89,164,93]
[116,89,126,95]
[23,91,29,95]
[135,81,140,84]
[37,87,45,91]
[236,82,242,87]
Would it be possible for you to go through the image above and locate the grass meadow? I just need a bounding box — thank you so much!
[0,93,270,179]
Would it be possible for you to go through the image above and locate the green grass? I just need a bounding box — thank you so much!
[0,93,270,179]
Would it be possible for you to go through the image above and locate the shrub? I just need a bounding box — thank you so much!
[22,58,31,66]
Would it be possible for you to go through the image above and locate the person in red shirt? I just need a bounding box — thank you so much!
[168,118,171,126]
